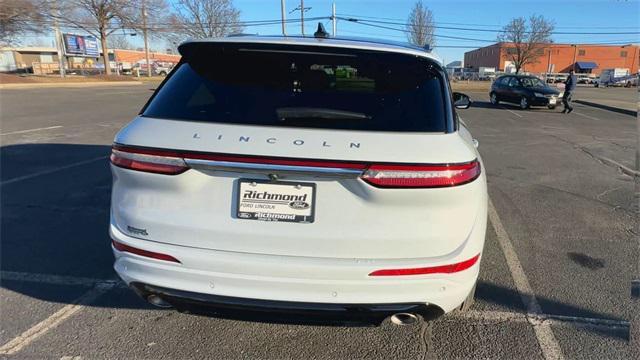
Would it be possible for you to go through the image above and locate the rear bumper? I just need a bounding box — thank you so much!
[130,282,443,326]
[111,200,486,317]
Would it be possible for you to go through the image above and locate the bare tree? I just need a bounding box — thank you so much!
[50,0,136,75]
[125,0,170,38]
[109,34,134,49]
[405,0,435,47]
[170,0,243,40]
[0,0,45,46]
[498,15,554,74]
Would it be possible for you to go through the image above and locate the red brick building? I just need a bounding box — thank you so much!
[464,42,639,74]
[113,49,181,65]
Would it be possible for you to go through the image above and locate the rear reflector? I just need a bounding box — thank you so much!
[111,239,181,263]
[110,148,189,175]
[368,254,480,276]
[361,161,481,188]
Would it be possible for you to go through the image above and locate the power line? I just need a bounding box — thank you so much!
[336,13,640,30]
[339,17,640,35]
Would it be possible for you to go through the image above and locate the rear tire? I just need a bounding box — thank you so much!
[519,96,530,110]
[456,283,476,313]
[489,92,499,105]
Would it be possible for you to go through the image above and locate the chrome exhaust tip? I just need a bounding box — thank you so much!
[147,295,172,308]
[390,313,420,326]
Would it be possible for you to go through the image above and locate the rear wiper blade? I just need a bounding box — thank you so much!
[276,107,371,121]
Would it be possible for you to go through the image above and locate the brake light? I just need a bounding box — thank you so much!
[361,161,481,188]
[112,239,181,263]
[369,254,480,276]
[110,147,189,175]
[110,144,480,187]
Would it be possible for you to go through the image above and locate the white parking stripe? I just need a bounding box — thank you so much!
[0,283,115,355]
[572,111,600,121]
[501,106,524,118]
[0,126,63,136]
[488,199,564,360]
[1,271,119,287]
[0,156,108,186]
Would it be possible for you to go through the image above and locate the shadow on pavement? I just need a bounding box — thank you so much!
[0,143,629,340]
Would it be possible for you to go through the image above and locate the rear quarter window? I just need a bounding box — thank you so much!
[143,43,448,132]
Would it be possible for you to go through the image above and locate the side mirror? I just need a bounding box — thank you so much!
[453,92,471,109]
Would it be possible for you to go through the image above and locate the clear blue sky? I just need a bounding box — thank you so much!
[235,0,640,64]
[25,0,639,64]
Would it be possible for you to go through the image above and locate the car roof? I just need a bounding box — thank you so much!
[179,35,442,64]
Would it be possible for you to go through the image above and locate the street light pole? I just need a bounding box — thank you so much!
[332,2,336,37]
[280,0,287,36]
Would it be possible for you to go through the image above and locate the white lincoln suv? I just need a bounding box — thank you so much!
[110,34,487,325]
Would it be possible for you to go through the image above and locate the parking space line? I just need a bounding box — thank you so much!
[0,283,115,355]
[500,106,523,118]
[572,111,600,121]
[1,271,119,287]
[0,156,108,186]
[488,198,564,360]
[0,126,63,136]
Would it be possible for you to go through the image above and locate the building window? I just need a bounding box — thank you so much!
[578,49,585,56]
[506,48,517,55]
[621,51,628,57]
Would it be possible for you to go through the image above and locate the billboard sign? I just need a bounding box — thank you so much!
[63,34,100,57]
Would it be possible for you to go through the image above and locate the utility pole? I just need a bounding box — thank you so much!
[280,0,287,36]
[142,1,150,77]
[290,1,311,36]
[572,44,577,72]
[300,0,305,36]
[53,0,65,78]
[331,2,336,37]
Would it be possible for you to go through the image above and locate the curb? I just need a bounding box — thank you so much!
[0,81,144,89]
[574,99,637,117]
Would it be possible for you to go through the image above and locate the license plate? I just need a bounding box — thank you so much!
[549,97,557,105]
[236,180,316,223]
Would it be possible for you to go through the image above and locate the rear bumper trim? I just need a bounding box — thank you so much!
[130,282,444,326]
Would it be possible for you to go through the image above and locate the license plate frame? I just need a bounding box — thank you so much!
[236,179,316,223]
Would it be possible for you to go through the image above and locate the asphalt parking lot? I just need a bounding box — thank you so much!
[0,84,637,359]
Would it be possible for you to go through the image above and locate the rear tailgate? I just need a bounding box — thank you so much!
[111,40,484,260]
[112,119,483,259]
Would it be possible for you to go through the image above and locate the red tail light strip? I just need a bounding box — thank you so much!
[111,145,481,188]
[112,239,181,263]
[368,254,480,276]
[110,149,189,175]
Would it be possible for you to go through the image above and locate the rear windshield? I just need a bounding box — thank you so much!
[143,43,447,132]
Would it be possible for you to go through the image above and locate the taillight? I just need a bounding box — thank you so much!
[111,239,181,263]
[361,161,481,188]
[110,147,189,175]
[110,144,480,187]
[369,254,480,276]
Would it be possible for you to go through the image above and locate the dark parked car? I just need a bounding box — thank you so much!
[490,75,561,110]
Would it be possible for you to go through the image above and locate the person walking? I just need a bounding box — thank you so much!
[562,70,577,113]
